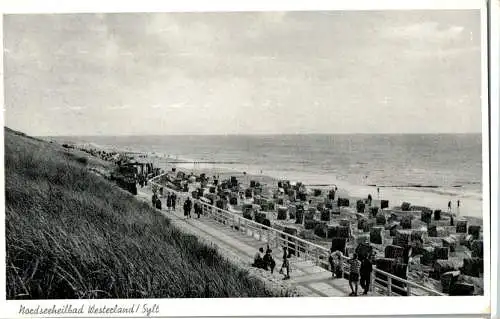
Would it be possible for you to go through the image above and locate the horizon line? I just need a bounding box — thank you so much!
[37,132,483,138]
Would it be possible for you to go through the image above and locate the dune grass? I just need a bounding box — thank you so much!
[5,128,280,299]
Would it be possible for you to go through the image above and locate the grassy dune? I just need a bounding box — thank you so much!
[5,128,278,299]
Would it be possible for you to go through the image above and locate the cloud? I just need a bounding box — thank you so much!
[67,106,85,110]
[382,22,465,41]
[166,102,186,109]
[108,105,131,110]
[3,12,481,135]
[149,102,188,109]
[405,45,480,58]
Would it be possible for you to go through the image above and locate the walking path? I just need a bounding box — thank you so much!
[137,186,361,297]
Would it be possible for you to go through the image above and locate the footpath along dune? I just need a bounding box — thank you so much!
[136,183,361,297]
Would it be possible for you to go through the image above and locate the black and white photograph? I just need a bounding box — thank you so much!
[0,0,494,318]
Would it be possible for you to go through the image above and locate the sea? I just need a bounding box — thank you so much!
[52,134,484,218]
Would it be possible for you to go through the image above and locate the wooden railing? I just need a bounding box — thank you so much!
[150,175,445,297]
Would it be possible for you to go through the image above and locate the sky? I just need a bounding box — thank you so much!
[3,10,482,136]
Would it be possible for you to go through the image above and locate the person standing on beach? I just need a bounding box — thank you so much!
[448,200,452,212]
[457,199,461,216]
[348,253,361,296]
[377,187,380,199]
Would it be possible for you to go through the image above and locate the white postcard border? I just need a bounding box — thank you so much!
[0,0,493,318]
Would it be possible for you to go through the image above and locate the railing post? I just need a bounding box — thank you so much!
[370,271,375,293]
[407,283,412,296]
[341,258,345,279]
[388,277,392,296]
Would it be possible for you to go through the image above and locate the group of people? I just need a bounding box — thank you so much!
[251,245,375,292]
[252,246,290,280]
[151,185,206,220]
[165,192,178,211]
[329,249,374,296]
[347,253,373,296]
[151,193,162,209]
[151,191,178,211]
[138,174,148,188]
[447,199,461,215]
[182,197,204,218]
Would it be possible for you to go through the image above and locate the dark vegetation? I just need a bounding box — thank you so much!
[5,127,278,299]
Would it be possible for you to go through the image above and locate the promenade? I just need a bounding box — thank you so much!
[137,186,356,297]
[138,174,444,297]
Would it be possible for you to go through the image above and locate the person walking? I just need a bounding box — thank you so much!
[186,197,193,218]
[331,249,344,279]
[166,193,172,212]
[194,201,201,218]
[171,193,177,211]
[183,198,190,218]
[360,256,373,295]
[328,248,337,278]
[348,253,361,296]
[279,247,291,280]
[155,197,162,210]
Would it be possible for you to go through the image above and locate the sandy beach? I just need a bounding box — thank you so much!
[136,150,483,225]
[67,139,484,228]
